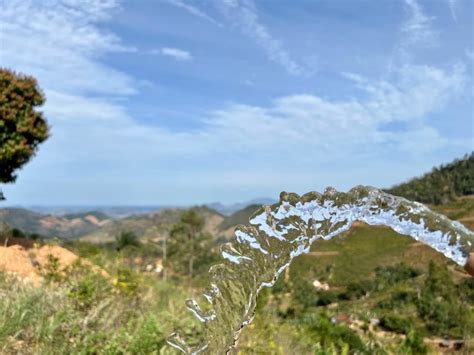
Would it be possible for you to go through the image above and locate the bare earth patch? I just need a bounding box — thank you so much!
[0,244,107,286]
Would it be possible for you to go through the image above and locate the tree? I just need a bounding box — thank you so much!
[0,68,50,200]
[167,208,216,278]
[115,231,141,251]
[386,153,474,205]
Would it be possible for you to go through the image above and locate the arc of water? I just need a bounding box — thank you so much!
[167,186,474,354]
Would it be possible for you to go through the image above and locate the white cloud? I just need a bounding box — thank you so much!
[215,0,312,77]
[402,0,438,49]
[0,0,137,96]
[164,0,314,76]
[163,0,222,26]
[447,0,458,22]
[388,0,439,72]
[155,47,193,61]
[1,0,471,204]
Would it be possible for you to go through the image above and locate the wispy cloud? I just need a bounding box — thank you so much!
[163,0,314,76]
[163,0,222,26]
[1,0,471,204]
[447,0,458,22]
[401,0,438,48]
[388,0,439,71]
[0,0,137,95]
[152,47,193,61]
[215,0,311,77]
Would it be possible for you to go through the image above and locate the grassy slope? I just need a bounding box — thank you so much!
[386,152,473,204]
[290,198,473,287]
[0,198,472,354]
[292,228,430,286]
[218,204,261,231]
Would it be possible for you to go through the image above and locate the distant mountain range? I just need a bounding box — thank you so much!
[20,206,172,219]
[206,197,276,215]
[0,208,113,239]
[0,200,269,241]
[7,197,276,218]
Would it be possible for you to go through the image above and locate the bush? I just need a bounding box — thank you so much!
[300,313,367,353]
[11,228,25,238]
[115,231,141,251]
[379,314,412,334]
[316,291,338,306]
[376,290,416,310]
[340,280,374,300]
[374,263,420,289]
[114,267,140,296]
[416,262,470,337]
[402,328,428,354]
[291,277,318,309]
[41,254,63,283]
[67,267,111,311]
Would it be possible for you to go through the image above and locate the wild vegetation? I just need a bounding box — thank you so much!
[386,153,474,205]
[1,74,473,352]
[0,196,473,354]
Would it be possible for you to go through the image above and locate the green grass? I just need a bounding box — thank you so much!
[1,197,473,354]
[0,259,197,354]
[430,195,474,220]
[290,225,451,287]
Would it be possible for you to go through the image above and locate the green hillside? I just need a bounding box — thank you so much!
[79,206,224,243]
[386,153,474,205]
[218,204,261,231]
[0,208,112,239]
[0,198,473,354]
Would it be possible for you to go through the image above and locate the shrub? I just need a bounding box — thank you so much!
[114,267,140,296]
[115,231,141,251]
[316,291,338,306]
[374,263,420,289]
[340,280,374,300]
[41,254,63,283]
[379,314,412,334]
[402,328,428,354]
[376,290,416,310]
[300,313,367,353]
[67,268,110,311]
[11,228,25,238]
[416,261,470,337]
[291,277,319,309]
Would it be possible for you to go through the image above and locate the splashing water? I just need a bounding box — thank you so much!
[167,186,473,354]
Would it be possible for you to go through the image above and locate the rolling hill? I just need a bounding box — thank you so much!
[78,206,224,243]
[0,208,112,238]
[386,152,473,204]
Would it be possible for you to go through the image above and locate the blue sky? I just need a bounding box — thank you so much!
[1,0,473,205]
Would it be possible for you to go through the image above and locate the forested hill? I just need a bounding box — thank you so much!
[386,153,474,205]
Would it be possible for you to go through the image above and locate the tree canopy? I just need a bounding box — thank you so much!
[0,68,49,199]
[167,209,216,278]
[386,153,474,205]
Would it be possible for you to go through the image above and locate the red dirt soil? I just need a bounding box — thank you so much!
[0,243,107,286]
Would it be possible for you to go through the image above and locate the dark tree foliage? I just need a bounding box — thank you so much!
[386,153,474,205]
[0,68,50,199]
[115,231,141,251]
[301,313,367,353]
[167,209,216,278]
[416,261,470,337]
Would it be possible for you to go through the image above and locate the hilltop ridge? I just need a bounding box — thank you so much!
[386,153,473,204]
